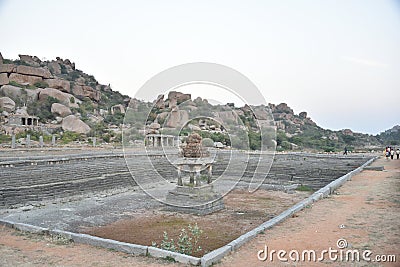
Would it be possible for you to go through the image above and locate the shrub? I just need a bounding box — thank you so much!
[152,223,203,256]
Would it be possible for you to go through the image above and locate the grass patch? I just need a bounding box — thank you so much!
[296,185,314,192]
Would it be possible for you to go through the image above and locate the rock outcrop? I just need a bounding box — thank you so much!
[167,91,191,108]
[44,79,70,92]
[0,97,15,112]
[72,85,101,101]
[0,73,8,86]
[16,65,52,79]
[0,85,38,102]
[9,73,43,85]
[51,103,72,117]
[165,108,189,128]
[38,88,80,108]
[62,115,90,134]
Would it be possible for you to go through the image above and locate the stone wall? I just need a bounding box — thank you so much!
[0,151,373,208]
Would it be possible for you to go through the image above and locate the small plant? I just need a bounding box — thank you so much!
[152,223,203,256]
[33,81,49,88]
[296,185,314,192]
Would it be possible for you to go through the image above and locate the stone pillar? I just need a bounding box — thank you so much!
[207,165,212,184]
[189,165,195,184]
[93,137,96,147]
[26,134,30,148]
[195,166,201,186]
[39,136,43,148]
[11,134,16,149]
[51,135,56,146]
[152,136,155,147]
[177,166,183,186]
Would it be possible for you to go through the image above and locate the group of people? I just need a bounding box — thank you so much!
[385,146,400,160]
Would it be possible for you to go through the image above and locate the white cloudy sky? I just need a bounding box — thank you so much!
[0,0,399,134]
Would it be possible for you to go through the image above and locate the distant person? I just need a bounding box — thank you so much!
[391,148,395,160]
[397,148,400,160]
[343,147,348,155]
[385,147,390,160]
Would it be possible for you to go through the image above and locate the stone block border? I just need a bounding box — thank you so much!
[0,156,377,266]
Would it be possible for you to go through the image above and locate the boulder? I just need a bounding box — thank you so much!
[0,64,16,73]
[48,61,61,74]
[38,88,80,108]
[51,103,72,117]
[16,65,51,78]
[168,91,191,107]
[299,111,307,119]
[44,78,70,92]
[0,52,3,64]
[18,55,41,67]
[0,97,15,112]
[215,111,238,123]
[0,73,9,86]
[9,73,43,85]
[0,85,38,102]
[72,85,101,101]
[154,94,165,109]
[274,103,294,114]
[149,122,161,130]
[62,115,91,134]
[165,108,189,128]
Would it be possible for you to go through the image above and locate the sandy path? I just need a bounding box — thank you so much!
[219,157,399,266]
[0,157,398,266]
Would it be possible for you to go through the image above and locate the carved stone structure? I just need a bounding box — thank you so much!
[166,132,224,215]
[145,134,176,147]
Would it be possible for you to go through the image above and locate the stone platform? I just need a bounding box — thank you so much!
[165,185,224,215]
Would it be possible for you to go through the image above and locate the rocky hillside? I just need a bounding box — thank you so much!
[0,53,387,151]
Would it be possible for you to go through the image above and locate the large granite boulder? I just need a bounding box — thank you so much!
[51,103,72,117]
[45,78,70,92]
[9,73,43,85]
[38,88,80,108]
[299,111,307,119]
[215,111,238,123]
[0,85,38,102]
[0,97,15,112]
[274,103,294,114]
[165,108,189,128]
[72,85,100,101]
[18,55,41,67]
[168,91,191,107]
[62,115,90,134]
[0,64,16,74]
[48,61,61,74]
[0,73,9,86]
[16,65,52,78]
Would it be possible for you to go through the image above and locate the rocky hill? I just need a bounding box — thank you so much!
[0,53,387,151]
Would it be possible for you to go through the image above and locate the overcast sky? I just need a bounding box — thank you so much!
[0,0,399,134]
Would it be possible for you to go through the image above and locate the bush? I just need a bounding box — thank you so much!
[152,223,203,256]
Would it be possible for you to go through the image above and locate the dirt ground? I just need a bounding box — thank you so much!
[80,189,310,257]
[0,156,398,266]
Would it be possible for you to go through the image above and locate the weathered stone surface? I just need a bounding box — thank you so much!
[45,78,70,92]
[274,103,294,114]
[0,64,16,73]
[51,103,72,117]
[165,108,189,128]
[299,111,307,119]
[0,85,38,102]
[0,73,9,85]
[16,65,51,78]
[48,61,61,74]
[9,73,43,85]
[38,88,80,108]
[215,111,238,123]
[72,85,100,101]
[154,94,165,109]
[168,91,191,107]
[148,247,200,265]
[18,55,41,67]
[62,115,91,134]
[0,97,15,112]
[0,52,3,64]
